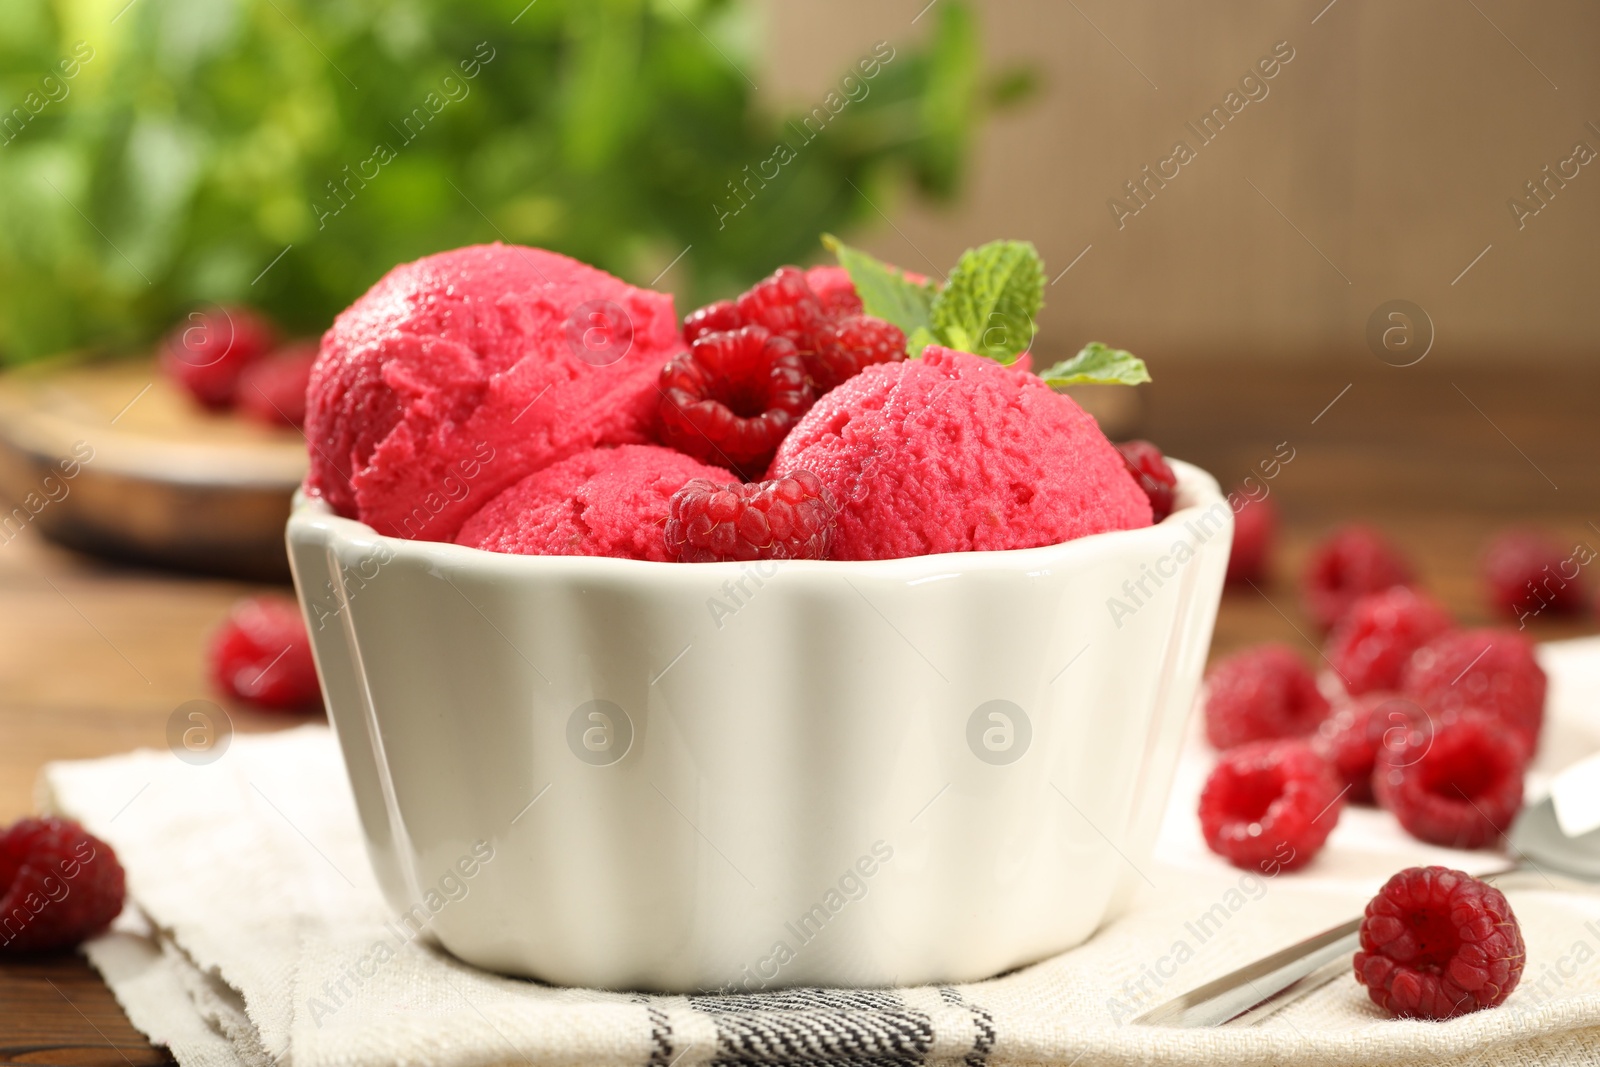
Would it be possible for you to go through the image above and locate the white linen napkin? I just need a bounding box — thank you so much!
[40,638,1600,1067]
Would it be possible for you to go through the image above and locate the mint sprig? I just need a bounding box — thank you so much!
[932,239,1043,363]
[825,235,1149,388]
[1038,342,1150,387]
[820,234,935,338]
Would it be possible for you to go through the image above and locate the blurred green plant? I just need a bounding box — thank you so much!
[0,0,1030,363]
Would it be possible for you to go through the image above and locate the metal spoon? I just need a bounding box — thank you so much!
[1132,790,1600,1028]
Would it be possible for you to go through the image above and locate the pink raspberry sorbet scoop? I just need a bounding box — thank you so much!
[456,445,729,562]
[768,346,1152,560]
[304,243,682,542]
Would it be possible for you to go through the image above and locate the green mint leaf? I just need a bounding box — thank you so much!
[929,239,1044,362]
[905,325,939,356]
[942,323,975,355]
[1037,342,1151,387]
[822,234,935,339]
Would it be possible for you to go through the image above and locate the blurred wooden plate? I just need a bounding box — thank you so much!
[0,357,306,579]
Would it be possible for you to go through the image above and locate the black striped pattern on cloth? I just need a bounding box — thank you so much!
[938,988,995,1067]
[632,993,676,1067]
[657,987,992,1067]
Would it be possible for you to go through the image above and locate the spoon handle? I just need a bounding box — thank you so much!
[1130,918,1360,1027]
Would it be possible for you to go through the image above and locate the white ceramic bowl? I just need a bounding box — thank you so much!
[287,460,1232,992]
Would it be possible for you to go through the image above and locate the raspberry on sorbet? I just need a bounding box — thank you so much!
[687,267,906,394]
[657,326,815,479]
[1116,440,1178,524]
[665,471,836,563]
[804,265,865,319]
[810,315,907,394]
[682,300,743,346]
[734,267,831,358]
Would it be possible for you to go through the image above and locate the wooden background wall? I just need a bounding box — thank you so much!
[767,0,1599,364]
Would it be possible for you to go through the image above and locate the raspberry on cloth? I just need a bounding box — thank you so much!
[1354,866,1525,1019]
[1202,643,1331,750]
[1311,692,1426,805]
[1198,739,1345,872]
[1301,524,1415,631]
[1323,586,1453,696]
[1374,711,1527,849]
[1403,628,1548,754]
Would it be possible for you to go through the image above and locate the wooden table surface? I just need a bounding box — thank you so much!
[2,354,1598,1065]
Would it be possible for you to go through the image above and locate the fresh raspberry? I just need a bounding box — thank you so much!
[237,342,317,428]
[805,265,864,319]
[1324,586,1453,696]
[1203,643,1331,750]
[1401,628,1547,752]
[1301,524,1414,631]
[682,300,743,346]
[1311,692,1426,805]
[208,596,321,711]
[735,267,829,356]
[1198,740,1344,872]
[707,269,901,394]
[657,326,815,478]
[809,315,907,393]
[1225,492,1276,585]
[1482,529,1586,621]
[665,471,835,563]
[160,306,277,409]
[1115,440,1178,523]
[1354,866,1524,1019]
[1375,711,1525,849]
[0,817,125,953]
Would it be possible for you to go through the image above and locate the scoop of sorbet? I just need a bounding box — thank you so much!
[457,445,729,562]
[304,243,683,542]
[767,346,1151,560]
